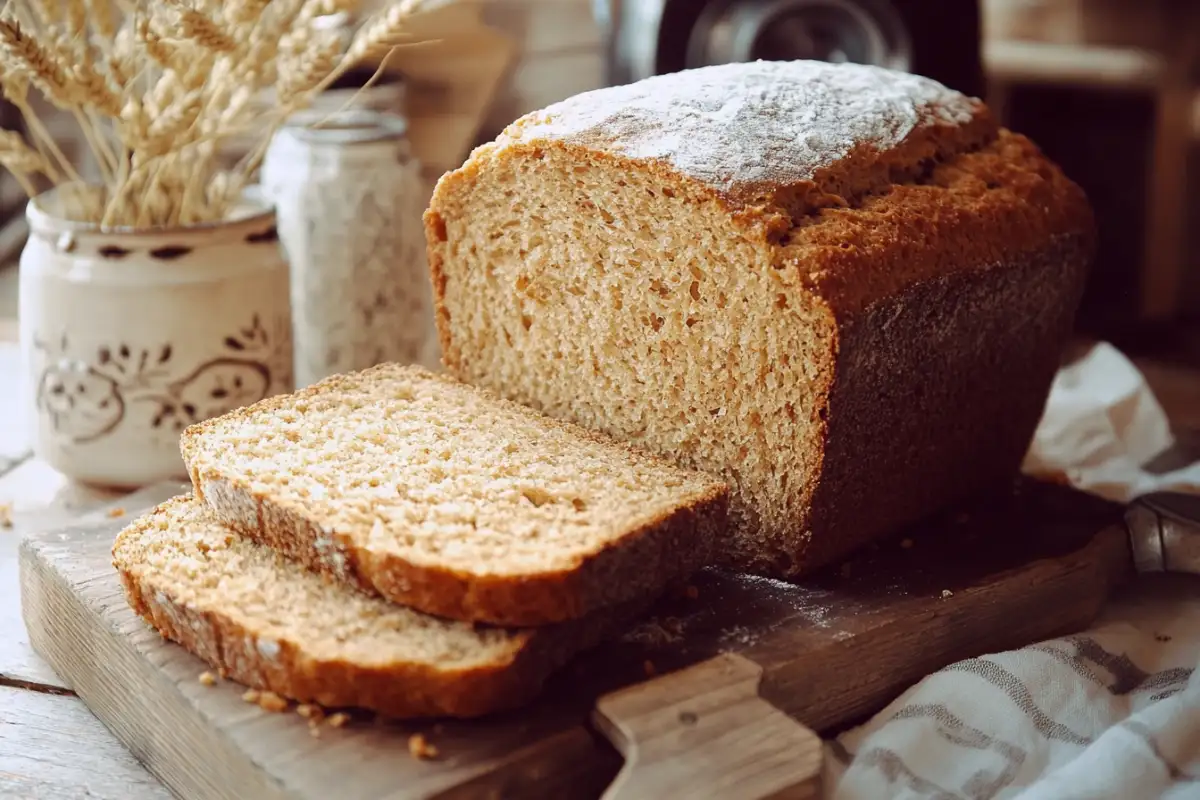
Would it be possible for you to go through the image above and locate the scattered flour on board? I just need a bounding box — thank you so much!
[736,574,835,627]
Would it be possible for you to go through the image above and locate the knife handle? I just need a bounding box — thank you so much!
[592,653,823,800]
[1126,491,1200,574]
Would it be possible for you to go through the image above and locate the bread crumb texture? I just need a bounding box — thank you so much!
[0,502,11,529]
[112,496,642,718]
[427,59,1094,577]
[182,364,727,626]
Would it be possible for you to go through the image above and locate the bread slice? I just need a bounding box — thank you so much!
[424,60,1094,577]
[181,364,728,627]
[113,496,647,719]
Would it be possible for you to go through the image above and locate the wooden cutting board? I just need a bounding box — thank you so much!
[19,479,1130,799]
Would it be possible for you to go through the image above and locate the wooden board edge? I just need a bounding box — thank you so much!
[434,727,622,800]
[18,531,294,800]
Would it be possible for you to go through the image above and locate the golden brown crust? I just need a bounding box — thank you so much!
[778,129,1095,315]
[189,468,726,627]
[180,366,729,627]
[114,510,647,719]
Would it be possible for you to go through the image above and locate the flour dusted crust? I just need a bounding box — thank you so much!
[499,60,988,204]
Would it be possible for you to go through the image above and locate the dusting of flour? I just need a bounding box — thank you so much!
[504,60,980,194]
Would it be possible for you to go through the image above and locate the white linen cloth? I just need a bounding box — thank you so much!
[826,343,1200,799]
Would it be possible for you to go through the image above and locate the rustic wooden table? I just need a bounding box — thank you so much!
[2,315,1199,799]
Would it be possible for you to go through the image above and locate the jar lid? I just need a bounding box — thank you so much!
[282,109,408,145]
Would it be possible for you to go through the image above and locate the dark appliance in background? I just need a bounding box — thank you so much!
[597,0,984,99]
[1003,88,1158,345]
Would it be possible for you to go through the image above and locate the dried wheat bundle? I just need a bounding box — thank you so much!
[0,0,425,229]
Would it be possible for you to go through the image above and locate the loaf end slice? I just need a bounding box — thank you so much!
[180,364,728,626]
[112,496,648,719]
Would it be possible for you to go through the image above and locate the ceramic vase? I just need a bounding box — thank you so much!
[17,186,294,488]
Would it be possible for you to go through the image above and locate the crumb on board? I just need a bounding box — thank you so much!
[241,688,289,712]
[685,585,699,600]
[0,503,12,529]
[643,659,656,677]
[408,733,439,760]
[297,703,323,721]
[941,589,953,599]
[900,538,914,549]
[198,671,217,687]
[257,691,289,713]
[106,507,125,518]
[327,712,350,729]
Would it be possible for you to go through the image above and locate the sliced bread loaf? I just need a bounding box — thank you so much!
[424,60,1094,577]
[113,496,646,719]
[181,364,728,626]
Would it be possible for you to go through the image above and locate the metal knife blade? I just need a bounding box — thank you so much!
[1125,491,1200,574]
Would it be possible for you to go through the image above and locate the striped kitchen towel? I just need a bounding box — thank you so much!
[827,343,1200,799]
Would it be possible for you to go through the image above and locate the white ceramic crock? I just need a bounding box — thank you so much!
[17,186,294,488]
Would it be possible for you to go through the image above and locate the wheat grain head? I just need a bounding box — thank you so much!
[0,18,73,108]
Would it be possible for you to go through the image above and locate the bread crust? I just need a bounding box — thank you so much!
[114,498,649,719]
[785,235,1091,574]
[181,366,729,627]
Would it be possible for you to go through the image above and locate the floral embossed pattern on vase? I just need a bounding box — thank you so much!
[263,109,438,388]
[18,186,294,488]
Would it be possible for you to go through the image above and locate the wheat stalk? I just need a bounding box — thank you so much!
[223,0,272,26]
[26,2,61,30]
[134,15,176,70]
[172,4,236,54]
[65,0,87,38]
[343,0,422,65]
[0,128,49,195]
[0,0,429,228]
[0,18,72,108]
[89,0,120,39]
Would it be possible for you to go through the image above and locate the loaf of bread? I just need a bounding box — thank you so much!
[113,496,642,718]
[425,60,1095,577]
[181,364,728,626]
